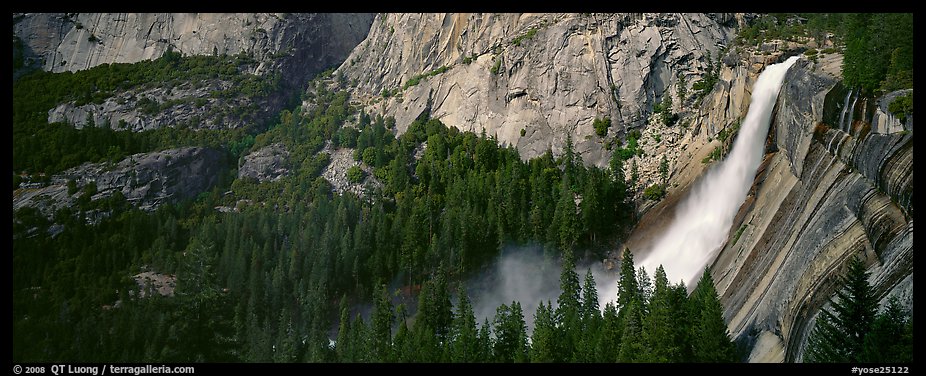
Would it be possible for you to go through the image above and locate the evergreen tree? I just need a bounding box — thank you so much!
[335,296,352,361]
[860,297,913,363]
[348,314,369,362]
[806,256,880,363]
[450,286,479,362]
[164,236,239,362]
[659,154,669,186]
[530,301,558,363]
[555,248,581,360]
[668,281,694,362]
[616,248,640,322]
[617,299,645,363]
[575,269,602,362]
[412,267,454,362]
[370,284,394,362]
[476,318,494,362]
[642,265,677,362]
[392,304,412,362]
[492,301,528,363]
[597,302,622,362]
[690,268,737,362]
[637,266,653,313]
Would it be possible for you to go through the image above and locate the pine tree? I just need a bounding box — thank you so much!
[860,297,913,363]
[617,299,645,363]
[690,268,737,362]
[370,284,394,362]
[348,314,369,362]
[668,281,694,362]
[412,267,454,362]
[555,248,581,360]
[575,269,601,362]
[806,256,880,363]
[637,266,652,313]
[616,248,640,323]
[392,304,412,362]
[597,302,622,362]
[335,296,352,361]
[165,236,239,362]
[530,301,558,363]
[659,154,669,186]
[476,318,494,362]
[450,286,479,362]
[642,265,677,362]
[493,301,528,363]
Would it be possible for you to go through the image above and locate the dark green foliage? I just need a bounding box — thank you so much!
[805,256,903,363]
[690,269,737,362]
[450,286,479,362]
[490,58,502,75]
[13,74,647,363]
[163,235,239,362]
[411,266,453,362]
[841,14,913,93]
[617,299,645,362]
[402,66,450,90]
[659,154,669,185]
[346,166,364,184]
[738,13,912,93]
[652,94,672,116]
[643,184,665,201]
[555,248,581,360]
[691,51,721,102]
[529,301,557,363]
[370,284,394,362]
[859,297,913,363]
[888,92,913,123]
[493,301,528,362]
[511,28,538,46]
[13,51,274,175]
[593,117,611,137]
[676,75,688,104]
[616,248,640,331]
[614,130,643,162]
[702,145,723,164]
[575,269,601,362]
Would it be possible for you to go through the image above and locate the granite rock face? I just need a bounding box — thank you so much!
[14,13,373,78]
[13,147,227,218]
[337,13,736,166]
[238,143,290,183]
[16,13,374,131]
[708,58,913,362]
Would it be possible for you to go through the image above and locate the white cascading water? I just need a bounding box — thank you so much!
[838,88,854,133]
[637,56,800,288]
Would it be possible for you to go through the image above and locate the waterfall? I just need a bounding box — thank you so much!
[846,92,859,133]
[637,56,800,288]
[838,88,854,133]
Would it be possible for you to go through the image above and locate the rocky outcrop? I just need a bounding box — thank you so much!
[707,57,913,362]
[13,147,228,218]
[132,271,176,298]
[14,13,373,79]
[870,89,913,134]
[238,143,290,182]
[337,13,736,167]
[16,13,374,130]
[47,79,259,131]
[321,146,381,198]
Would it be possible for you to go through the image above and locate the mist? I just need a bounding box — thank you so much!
[465,245,618,334]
